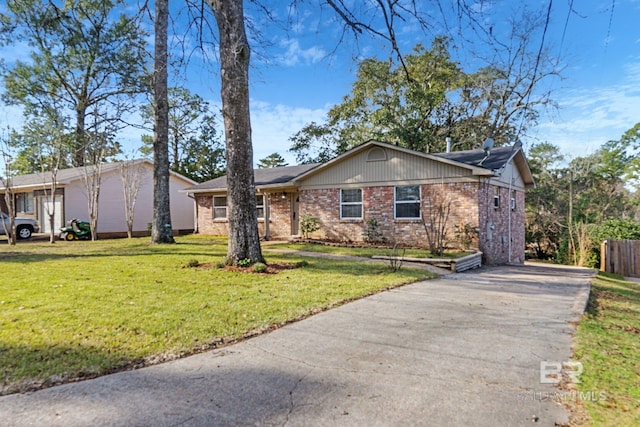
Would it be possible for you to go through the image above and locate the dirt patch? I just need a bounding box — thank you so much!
[198,262,301,274]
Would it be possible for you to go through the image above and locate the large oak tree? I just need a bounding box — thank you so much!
[207,0,262,264]
[151,0,174,244]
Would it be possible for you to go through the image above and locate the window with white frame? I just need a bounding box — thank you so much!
[493,187,500,209]
[256,195,264,218]
[213,196,227,219]
[15,193,34,213]
[340,188,362,219]
[395,185,421,219]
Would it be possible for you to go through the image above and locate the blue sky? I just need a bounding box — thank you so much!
[211,0,640,165]
[2,0,639,168]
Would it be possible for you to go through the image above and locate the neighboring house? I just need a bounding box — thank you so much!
[183,141,534,264]
[0,160,196,237]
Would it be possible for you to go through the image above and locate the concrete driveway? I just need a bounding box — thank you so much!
[0,263,594,427]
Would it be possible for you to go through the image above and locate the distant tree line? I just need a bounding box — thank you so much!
[0,0,225,183]
[290,33,559,163]
[526,123,640,267]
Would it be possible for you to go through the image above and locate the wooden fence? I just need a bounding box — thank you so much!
[601,239,640,278]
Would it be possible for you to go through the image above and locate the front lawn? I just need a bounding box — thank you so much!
[571,272,640,426]
[0,235,433,394]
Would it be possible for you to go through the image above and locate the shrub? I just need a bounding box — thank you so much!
[454,222,478,250]
[584,219,640,268]
[363,218,386,244]
[237,258,252,267]
[252,262,267,273]
[386,243,406,272]
[300,214,320,239]
[183,259,200,268]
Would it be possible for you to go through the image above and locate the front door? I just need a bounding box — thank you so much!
[291,192,300,236]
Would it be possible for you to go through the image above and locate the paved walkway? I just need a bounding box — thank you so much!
[0,263,594,427]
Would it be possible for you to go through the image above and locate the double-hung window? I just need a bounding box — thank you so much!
[340,189,362,219]
[213,196,227,219]
[214,195,264,219]
[395,185,421,219]
[15,193,34,213]
[256,195,265,219]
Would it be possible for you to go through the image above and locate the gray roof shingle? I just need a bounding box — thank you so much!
[182,142,528,193]
[2,162,131,190]
[184,163,320,192]
[432,146,519,171]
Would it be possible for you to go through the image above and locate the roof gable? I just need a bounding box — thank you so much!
[294,140,534,188]
[181,140,535,194]
[294,141,492,182]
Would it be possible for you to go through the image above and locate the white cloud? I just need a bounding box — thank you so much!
[531,60,640,155]
[275,39,326,67]
[249,100,328,165]
[180,98,328,166]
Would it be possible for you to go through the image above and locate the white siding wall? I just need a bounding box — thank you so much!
[62,164,194,233]
[491,162,526,190]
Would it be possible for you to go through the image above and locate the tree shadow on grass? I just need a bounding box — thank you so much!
[0,355,346,426]
[0,342,133,396]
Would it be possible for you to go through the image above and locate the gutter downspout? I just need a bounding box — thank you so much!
[263,192,270,240]
[508,162,513,263]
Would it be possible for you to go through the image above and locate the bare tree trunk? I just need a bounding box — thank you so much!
[0,135,17,245]
[151,0,174,244]
[120,160,144,239]
[40,140,63,244]
[1,184,16,245]
[208,0,263,264]
[45,173,58,244]
[82,163,102,241]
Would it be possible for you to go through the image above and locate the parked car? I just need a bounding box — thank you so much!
[0,212,40,239]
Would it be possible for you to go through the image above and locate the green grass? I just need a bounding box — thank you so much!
[572,272,640,426]
[0,235,433,394]
[265,241,469,259]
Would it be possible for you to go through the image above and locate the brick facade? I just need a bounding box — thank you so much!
[300,183,472,247]
[195,192,294,239]
[195,195,229,236]
[196,182,525,265]
[299,182,524,264]
[477,183,526,264]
